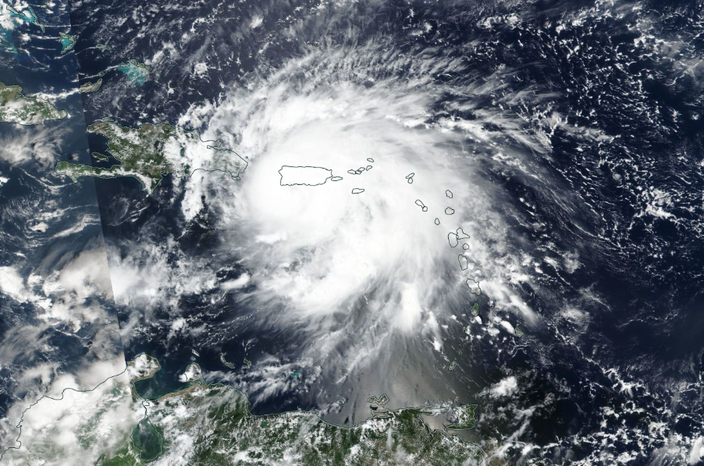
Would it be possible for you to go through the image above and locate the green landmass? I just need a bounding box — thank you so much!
[100,384,482,465]
[55,120,247,194]
[58,31,77,54]
[447,405,477,430]
[220,353,236,369]
[130,419,163,462]
[117,59,149,85]
[0,82,68,125]
[515,326,524,338]
[3,353,481,465]
[79,78,102,93]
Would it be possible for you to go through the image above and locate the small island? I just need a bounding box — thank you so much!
[466,278,481,296]
[127,353,161,383]
[117,59,149,85]
[447,405,478,430]
[79,78,102,93]
[58,32,77,54]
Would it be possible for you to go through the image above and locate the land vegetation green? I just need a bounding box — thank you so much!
[0,82,67,125]
[56,120,247,194]
[99,379,483,466]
